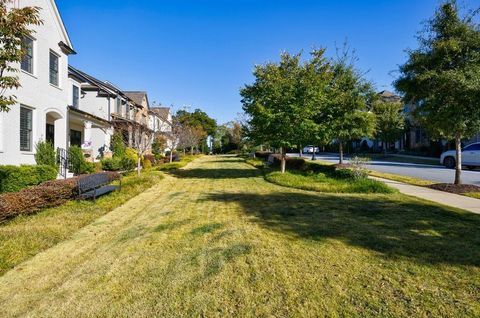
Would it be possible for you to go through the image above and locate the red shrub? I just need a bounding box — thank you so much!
[0,172,120,223]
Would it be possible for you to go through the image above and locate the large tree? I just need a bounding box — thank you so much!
[241,52,318,173]
[394,0,480,184]
[0,0,42,112]
[176,108,216,153]
[372,100,405,156]
[326,54,376,164]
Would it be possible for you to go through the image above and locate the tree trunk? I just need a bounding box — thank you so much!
[384,141,388,157]
[454,134,462,185]
[312,145,317,161]
[137,157,141,177]
[170,150,173,163]
[280,147,286,173]
[339,142,344,164]
[191,147,194,155]
[299,145,302,157]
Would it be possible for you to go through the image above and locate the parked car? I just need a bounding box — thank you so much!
[440,142,480,169]
[303,145,319,154]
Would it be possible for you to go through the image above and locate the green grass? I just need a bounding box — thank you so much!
[157,155,199,171]
[0,170,164,276]
[465,192,480,199]
[0,156,479,317]
[368,170,436,186]
[245,158,395,194]
[265,170,395,194]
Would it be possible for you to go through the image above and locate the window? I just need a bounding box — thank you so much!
[116,98,122,115]
[20,106,33,151]
[49,51,59,86]
[21,37,34,74]
[464,144,480,151]
[70,129,82,147]
[72,85,79,108]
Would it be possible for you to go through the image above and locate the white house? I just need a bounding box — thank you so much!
[0,0,76,165]
[150,107,174,151]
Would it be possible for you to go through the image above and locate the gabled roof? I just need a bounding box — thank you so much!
[151,107,171,120]
[68,65,142,108]
[124,91,149,108]
[49,0,75,53]
[378,90,402,103]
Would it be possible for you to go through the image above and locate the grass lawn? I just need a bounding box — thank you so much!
[368,170,436,187]
[0,156,479,317]
[0,170,164,276]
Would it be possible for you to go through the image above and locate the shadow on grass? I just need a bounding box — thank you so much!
[171,168,261,179]
[203,192,480,266]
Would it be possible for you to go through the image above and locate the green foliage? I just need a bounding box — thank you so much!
[214,121,244,153]
[372,100,405,153]
[152,135,167,155]
[68,146,94,175]
[34,141,57,168]
[394,0,480,184]
[245,158,265,168]
[111,133,125,158]
[0,2,43,112]
[0,165,57,193]
[176,109,217,136]
[142,159,152,169]
[101,157,122,171]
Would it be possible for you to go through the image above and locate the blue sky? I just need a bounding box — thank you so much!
[58,0,477,124]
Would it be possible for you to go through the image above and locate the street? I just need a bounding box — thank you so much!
[289,153,480,185]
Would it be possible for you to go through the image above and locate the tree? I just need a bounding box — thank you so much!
[176,108,217,153]
[326,52,376,164]
[394,0,480,184]
[372,100,405,156]
[0,1,42,112]
[180,125,206,155]
[241,52,318,173]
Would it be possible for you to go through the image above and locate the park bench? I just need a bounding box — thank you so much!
[77,173,121,201]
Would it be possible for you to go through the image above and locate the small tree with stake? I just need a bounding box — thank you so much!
[395,0,480,184]
[0,0,43,112]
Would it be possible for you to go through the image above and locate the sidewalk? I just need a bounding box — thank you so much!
[372,177,480,214]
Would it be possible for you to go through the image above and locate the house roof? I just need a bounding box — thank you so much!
[124,91,149,108]
[378,90,401,103]
[151,107,171,120]
[68,66,142,109]
[50,0,75,54]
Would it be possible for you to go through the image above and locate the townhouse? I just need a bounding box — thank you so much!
[0,0,173,169]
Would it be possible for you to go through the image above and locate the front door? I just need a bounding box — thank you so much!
[70,129,82,147]
[46,124,55,145]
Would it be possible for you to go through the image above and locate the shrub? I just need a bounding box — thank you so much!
[0,165,58,193]
[0,172,121,222]
[255,151,273,159]
[68,146,94,175]
[120,156,136,171]
[111,133,126,158]
[34,141,57,168]
[142,159,152,169]
[143,154,156,165]
[269,155,306,170]
[101,157,122,171]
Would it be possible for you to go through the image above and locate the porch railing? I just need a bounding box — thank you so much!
[57,148,69,179]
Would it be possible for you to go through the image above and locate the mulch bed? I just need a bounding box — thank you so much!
[428,183,480,195]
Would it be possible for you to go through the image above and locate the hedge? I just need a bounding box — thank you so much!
[0,165,58,193]
[0,172,120,222]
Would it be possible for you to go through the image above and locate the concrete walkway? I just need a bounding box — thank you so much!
[372,177,480,214]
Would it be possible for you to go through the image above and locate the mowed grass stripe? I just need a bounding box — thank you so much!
[0,156,479,317]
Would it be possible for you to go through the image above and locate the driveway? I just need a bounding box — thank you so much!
[289,153,480,185]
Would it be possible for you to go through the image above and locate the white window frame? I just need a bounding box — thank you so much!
[20,105,34,152]
[49,50,60,87]
[21,36,35,75]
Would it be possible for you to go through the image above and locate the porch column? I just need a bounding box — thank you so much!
[82,121,93,149]
[103,127,113,158]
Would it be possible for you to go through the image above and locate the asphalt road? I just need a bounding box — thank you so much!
[288,153,480,186]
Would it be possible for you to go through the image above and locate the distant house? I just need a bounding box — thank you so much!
[150,107,174,151]
[0,0,76,165]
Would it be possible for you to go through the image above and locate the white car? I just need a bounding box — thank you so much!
[440,142,480,169]
[303,145,319,154]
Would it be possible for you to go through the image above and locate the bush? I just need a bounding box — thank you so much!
[255,151,273,159]
[142,159,152,169]
[101,157,122,171]
[111,133,126,158]
[68,146,94,175]
[34,141,57,168]
[120,156,136,171]
[269,155,306,170]
[0,172,121,222]
[143,154,156,165]
[0,165,58,193]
